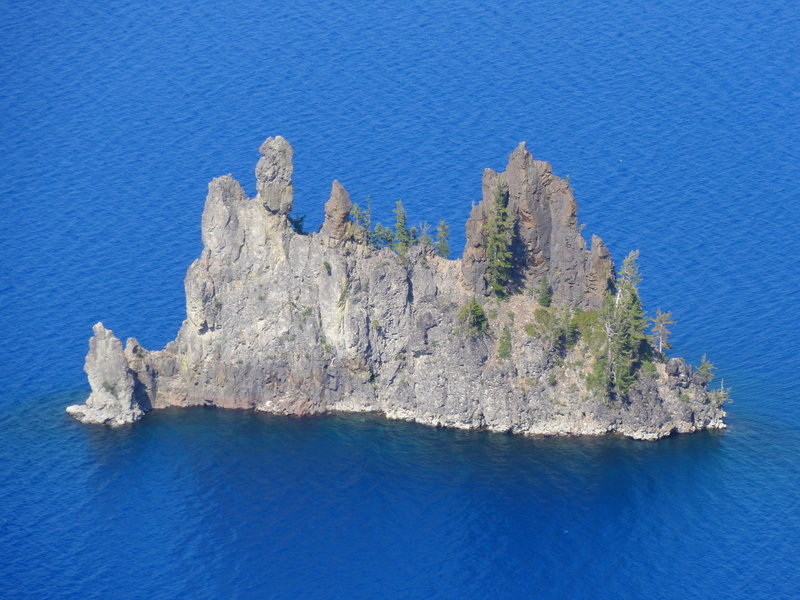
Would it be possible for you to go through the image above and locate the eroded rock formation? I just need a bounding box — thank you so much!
[462,142,612,307]
[66,323,147,426]
[67,137,726,439]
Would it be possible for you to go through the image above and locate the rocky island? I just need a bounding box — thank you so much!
[67,137,727,439]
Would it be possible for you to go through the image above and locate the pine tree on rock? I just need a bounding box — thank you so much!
[592,250,648,398]
[417,222,433,248]
[351,197,373,246]
[435,219,450,258]
[485,183,515,297]
[393,200,411,255]
[650,308,675,354]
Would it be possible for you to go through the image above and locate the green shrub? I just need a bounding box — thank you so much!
[498,326,512,358]
[535,276,552,307]
[641,360,658,379]
[457,297,488,336]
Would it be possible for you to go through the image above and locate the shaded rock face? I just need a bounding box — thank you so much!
[67,138,726,439]
[462,143,613,309]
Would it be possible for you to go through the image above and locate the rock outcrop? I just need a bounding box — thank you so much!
[67,323,147,426]
[462,142,612,308]
[67,137,726,438]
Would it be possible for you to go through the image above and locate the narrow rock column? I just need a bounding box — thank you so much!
[66,323,145,426]
[256,136,294,215]
[320,180,355,242]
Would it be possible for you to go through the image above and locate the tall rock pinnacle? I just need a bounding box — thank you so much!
[256,135,293,215]
[321,180,355,242]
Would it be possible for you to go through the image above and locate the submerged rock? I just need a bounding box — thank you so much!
[67,137,726,439]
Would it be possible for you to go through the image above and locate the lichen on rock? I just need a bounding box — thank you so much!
[67,136,726,439]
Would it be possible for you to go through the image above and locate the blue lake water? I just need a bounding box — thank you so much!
[1,0,798,598]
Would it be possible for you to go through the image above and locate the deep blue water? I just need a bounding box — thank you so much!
[1,0,798,598]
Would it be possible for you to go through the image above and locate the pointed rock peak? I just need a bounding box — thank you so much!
[91,322,121,340]
[509,141,532,163]
[321,180,353,240]
[506,142,535,182]
[66,321,144,426]
[328,180,351,206]
[256,136,294,216]
[590,234,609,255]
[511,141,530,156]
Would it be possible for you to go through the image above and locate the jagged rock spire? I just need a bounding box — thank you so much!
[462,142,613,309]
[321,180,353,240]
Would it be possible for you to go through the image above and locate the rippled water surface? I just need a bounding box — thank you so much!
[1,0,798,598]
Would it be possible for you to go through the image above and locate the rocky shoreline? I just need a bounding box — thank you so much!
[67,137,726,439]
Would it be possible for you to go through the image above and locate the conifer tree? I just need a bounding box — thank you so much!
[351,197,373,245]
[485,183,515,297]
[372,223,394,249]
[417,222,433,248]
[536,276,552,307]
[457,297,488,336]
[435,219,450,258]
[697,354,716,382]
[593,250,648,398]
[393,200,411,255]
[650,308,675,354]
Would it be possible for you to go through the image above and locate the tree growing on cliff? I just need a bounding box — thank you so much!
[457,297,488,336]
[697,353,716,382]
[351,197,373,244]
[535,276,552,307]
[435,220,450,258]
[590,250,648,398]
[393,200,411,255]
[485,183,515,297]
[650,308,675,354]
[417,222,433,248]
[372,222,394,248]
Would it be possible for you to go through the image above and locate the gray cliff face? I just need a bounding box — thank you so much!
[68,138,726,439]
